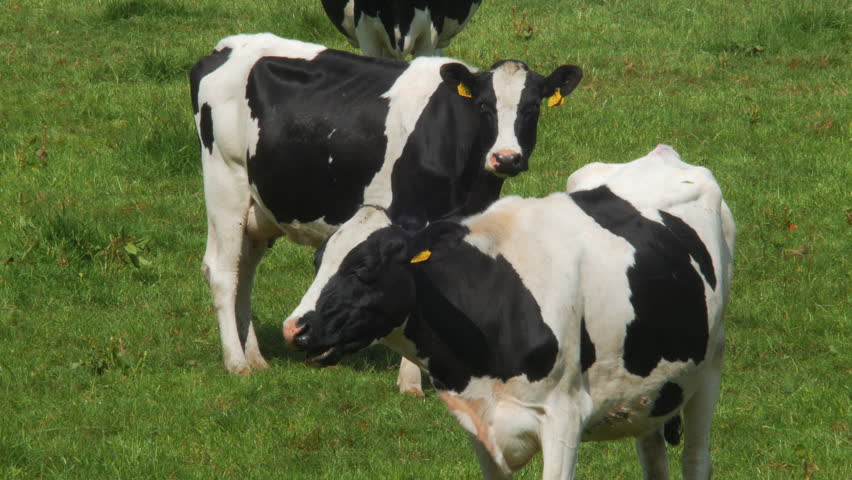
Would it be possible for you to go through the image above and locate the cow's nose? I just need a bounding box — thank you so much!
[493,151,526,175]
[283,320,304,349]
[292,324,312,350]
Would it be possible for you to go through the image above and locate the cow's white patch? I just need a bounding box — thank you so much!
[284,207,392,326]
[484,62,528,172]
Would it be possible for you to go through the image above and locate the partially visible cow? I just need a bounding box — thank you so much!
[284,145,735,479]
[190,33,582,378]
[321,0,482,59]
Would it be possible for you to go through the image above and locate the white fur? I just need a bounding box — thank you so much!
[483,63,528,173]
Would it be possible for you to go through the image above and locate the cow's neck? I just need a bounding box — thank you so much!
[386,84,496,222]
[404,240,559,394]
[460,171,506,216]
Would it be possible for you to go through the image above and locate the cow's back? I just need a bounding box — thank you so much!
[564,145,733,440]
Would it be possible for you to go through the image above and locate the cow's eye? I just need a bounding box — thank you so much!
[353,264,378,283]
[478,102,495,115]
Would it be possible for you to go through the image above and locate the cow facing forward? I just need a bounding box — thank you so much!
[284,145,735,479]
[321,0,481,59]
[190,33,582,376]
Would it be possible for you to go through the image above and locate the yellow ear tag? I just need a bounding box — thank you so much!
[410,250,432,263]
[457,83,472,98]
[547,88,564,107]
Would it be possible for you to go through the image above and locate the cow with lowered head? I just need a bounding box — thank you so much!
[321,0,482,59]
[284,145,735,479]
[190,33,582,379]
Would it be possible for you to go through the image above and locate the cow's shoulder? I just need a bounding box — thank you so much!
[407,217,559,393]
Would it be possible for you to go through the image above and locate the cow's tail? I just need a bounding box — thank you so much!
[663,414,682,445]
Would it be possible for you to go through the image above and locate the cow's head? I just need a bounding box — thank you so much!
[439,60,582,177]
[282,207,417,365]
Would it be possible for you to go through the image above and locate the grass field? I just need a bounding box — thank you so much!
[0,0,849,478]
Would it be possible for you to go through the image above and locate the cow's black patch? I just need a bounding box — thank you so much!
[199,103,214,154]
[570,186,714,377]
[245,50,402,226]
[663,414,682,445]
[313,236,329,273]
[651,381,683,417]
[580,317,596,372]
[189,47,231,115]
[403,223,559,392]
[660,211,717,289]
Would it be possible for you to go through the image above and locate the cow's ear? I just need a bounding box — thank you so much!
[411,221,467,262]
[542,65,583,107]
[440,63,477,99]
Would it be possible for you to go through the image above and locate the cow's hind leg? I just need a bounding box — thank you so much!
[236,235,269,370]
[396,357,423,397]
[636,428,669,480]
[201,159,255,374]
[680,353,723,479]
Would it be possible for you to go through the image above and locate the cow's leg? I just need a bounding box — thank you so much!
[410,32,437,58]
[396,357,423,397]
[680,351,723,479]
[468,435,512,480]
[540,396,588,480]
[201,158,254,374]
[236,235,269,370]
[636,428,669,480]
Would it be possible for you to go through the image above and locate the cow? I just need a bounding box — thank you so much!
[190,33,583,379]
[320,0,482,59]
[283,144,735,479]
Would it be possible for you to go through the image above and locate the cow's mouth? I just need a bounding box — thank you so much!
[306,346,341,366]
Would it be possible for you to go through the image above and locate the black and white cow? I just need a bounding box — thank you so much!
[321,0,482,59]
[190,33,582,377]
[284,145,735,479]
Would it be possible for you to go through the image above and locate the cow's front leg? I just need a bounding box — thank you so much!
[540,401,587,480]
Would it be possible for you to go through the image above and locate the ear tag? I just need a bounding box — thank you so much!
[410,250,432,263]
[547,88,564,107]
[457,83,472,98]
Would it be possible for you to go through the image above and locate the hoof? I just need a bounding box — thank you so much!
[247,354,270,371]
[400,386,425,398]
[225,360,252,376]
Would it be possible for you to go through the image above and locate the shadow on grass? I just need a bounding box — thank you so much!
[255,321,403,373]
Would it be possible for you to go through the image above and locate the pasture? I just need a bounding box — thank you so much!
[0,0,848,478]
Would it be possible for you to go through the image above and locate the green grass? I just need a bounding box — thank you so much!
[1,0,849,478]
